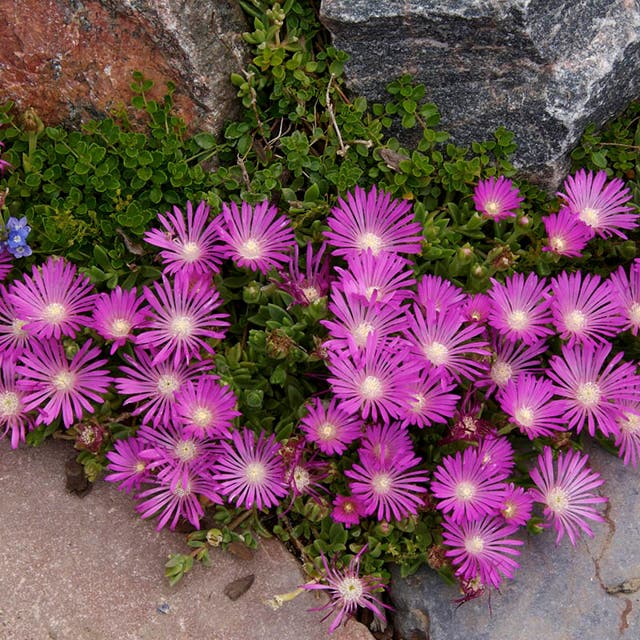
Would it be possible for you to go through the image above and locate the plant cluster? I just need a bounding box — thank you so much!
[1,0,639,634]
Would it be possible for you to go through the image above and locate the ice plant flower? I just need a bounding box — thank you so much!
[105,436,150,494]
[277,241,330,305]
[137,272,229,365]
[91,286,148,354]
[609,260,640,336]
[529,447,607,545]
[550,271,623,346]
[464,292,492,324]
[0,358,33,448]
[324,185,422,258]
[218,200,295,275]
[497,374,568,439]
[547,341,640,437]
[542,207,592,258]
[473,176,524,221]
[331,495,366,529]
[487,272,553,344]
[8,256,96,340]
[174,376,240,440]
[143,200,225,276]
[477,435,515,480]
[0,141,12,175]
[360,422,414,467]
[16,338,113,428]
[326,336,419,424]
[302,546,389,634]
[0,285,30,363]
[557,169,638,239]
[430,447,506,524]
[442,515,524,589]
[345,452,428,522]
[299,397,363,455]
[215,429,288,510]
[0,247,12,281]
[415,274,467,313]
[500,483,534,527]
[614,401,640,468]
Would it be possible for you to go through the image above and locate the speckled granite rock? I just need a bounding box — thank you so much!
[320,0,640,187]
[0,439,374,640]
[390,444,640,640]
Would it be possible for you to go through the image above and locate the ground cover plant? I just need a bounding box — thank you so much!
[1,0,639,635]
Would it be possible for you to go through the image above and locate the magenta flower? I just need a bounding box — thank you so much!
[487,272,553,344]
[324,185,422,258]
[398,366,459,429]
[0,247,12,281]
[497,374,568,439]
[17,338,113,428]
[300,397,363,455]
[430,447,506,524]
[345,453,428,522]
[557,169,638,239]
[174,376,240,440]
[542,207,592,258]
[302,546,389,634]
[415,274,467,313]
[463,293,492,324]
[331,495,366,529]
[609,260,640,336]
[547,341,640,437]
[529,447,607,545]
[442,516,524,589]
[137,272,229,365]
[8,257,96,340]
[135,465,222,531]
[500,483,534,527]
[144,200,225,276]
[404,304,489,382]
[322,289,409,351]
[550,271,623,346]
[91,286,148,354]
[360,422,414,467]
[614,401,640,468]
[334,250,416,307]
[0,284,30,363]
[477,435,515,481]
[115,347,213,427]
[0,358,34,448]
[326,336,419,424]
[473,176,524,221]
[218,200,295,274]
[215,429,288,510]
[105,437,150,494]
[277,241,330,305]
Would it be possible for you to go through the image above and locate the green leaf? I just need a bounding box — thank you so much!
[193,132,217,150]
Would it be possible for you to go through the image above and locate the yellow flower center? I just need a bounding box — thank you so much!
[483,200,501,217]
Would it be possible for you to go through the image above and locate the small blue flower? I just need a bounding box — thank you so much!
[6,216,30,232]
[8,242,32,258]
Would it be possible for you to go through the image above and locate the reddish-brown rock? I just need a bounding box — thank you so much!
[0,0,248,131]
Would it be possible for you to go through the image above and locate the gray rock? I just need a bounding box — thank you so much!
[390,444,640,640]
[319,0,640,187]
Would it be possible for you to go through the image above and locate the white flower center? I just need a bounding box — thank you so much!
[364,285,381,301]
[170,315,193,338]
[564,309,587,333]
[318,422,337,440]
[293,466,310,492]
[507,309,529,331]
[455,481,476,501]
[337,577,364,603]
[372,472,392,494]
[172,480,191,498]
[490,361,513,387]
[484,200,501,217]
[357,232,384,256]
[424,341,449,366]
[43,302,66,324]
[240,238,261,260]
[11,318,28,337]
[192,406,213,428]
[181,241,201,262]
[0,391,20,417]
[156,374,180,396]
[550,235,566,253]
[52,371,75,392]
[628,302,640,325]
[576,381,601,407]
[410,393,426,413]
[579,207,600,228]
[515,406,535,428]
[245,461,267,484]
[502,502,516,519]
[465,535,485,555]
[353,321,374,347]
[547,486,569,513]
[619,410,640,434]
[360,375,383,400]
[302,286,320,303]
[174,440,198,462]
[109,317,132,337]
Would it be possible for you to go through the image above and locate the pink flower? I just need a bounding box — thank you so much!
[0,358,34,448]
[324,185,422,258]
[277,241,330,305]
[529,446,607,545]
[105,437,150,494]
[331,495,366,529]
[300,397,363,455]
[0,284,30,363]
[613,401,640,468]
[144,200,225,276]
[0,247,12,281]
[609,260,640,336]
[473,176,524,221]
[218,200,295,274]
[360,422,414,467]
[415,274,467,313]
[500,483,534,527]
[542,207,592,258]
[557,169,638,239]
